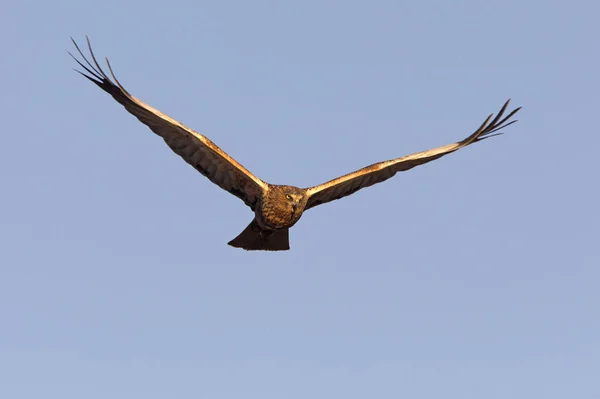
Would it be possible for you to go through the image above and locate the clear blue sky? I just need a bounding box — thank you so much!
[1,1,598,398]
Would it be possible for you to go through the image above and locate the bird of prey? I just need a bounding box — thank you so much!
[69,37,521,251]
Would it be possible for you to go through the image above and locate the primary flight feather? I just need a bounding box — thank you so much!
[69,36,521,251]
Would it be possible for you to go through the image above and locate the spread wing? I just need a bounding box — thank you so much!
[304,100,521,210]
[69,37,267,210]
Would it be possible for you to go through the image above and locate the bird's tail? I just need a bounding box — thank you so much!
[228,219,290,251]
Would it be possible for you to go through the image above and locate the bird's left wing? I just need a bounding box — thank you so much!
[69,37,268,210]
[304,100,520,210]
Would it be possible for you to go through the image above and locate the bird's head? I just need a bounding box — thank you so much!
[280,186,306,213]
[264,185,308,227]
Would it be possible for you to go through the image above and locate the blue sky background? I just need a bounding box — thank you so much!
[1,0,599,398]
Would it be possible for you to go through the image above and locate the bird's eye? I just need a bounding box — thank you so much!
[285,194,293,201]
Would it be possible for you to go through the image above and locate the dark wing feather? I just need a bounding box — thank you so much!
[304,100,521,210]
[69,37,267,210]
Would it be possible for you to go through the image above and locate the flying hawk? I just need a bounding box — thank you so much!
[69,37,521,251]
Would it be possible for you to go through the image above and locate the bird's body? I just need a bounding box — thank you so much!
[69,37,521,251]
[227,185,308,251]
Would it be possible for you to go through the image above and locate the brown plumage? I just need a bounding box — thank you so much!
[69,36,521,251]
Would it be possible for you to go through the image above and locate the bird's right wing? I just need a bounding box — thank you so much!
[304,100,521,210]
[69,37,268,210]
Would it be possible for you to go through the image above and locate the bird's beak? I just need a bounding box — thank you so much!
[292,201,299,212]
